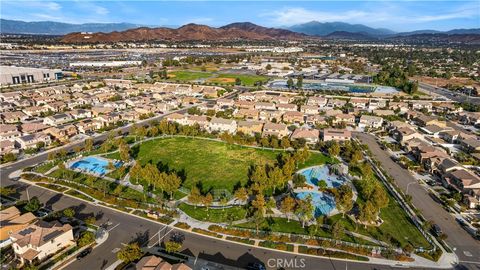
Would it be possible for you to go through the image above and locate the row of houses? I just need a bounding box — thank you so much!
[166,112,352,143]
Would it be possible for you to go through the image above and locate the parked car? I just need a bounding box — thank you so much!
[76,247,92,260]
[456,217,467,226]
[432,224,443,237]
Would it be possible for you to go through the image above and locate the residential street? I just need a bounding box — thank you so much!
[354,132,480,268]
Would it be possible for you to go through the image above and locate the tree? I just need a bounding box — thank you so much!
[287,78,294,89]
[280,196,296,222]
[327,141,340,157]
[119,143,130,162]
[252,209,265,235]
[0,187,15,197]
[358,201,377,225]
[1,152,16,163]
[251,195,266,215]
[351,150,363,163]
[85,138,94,152]
[85,216,96,225]
[296,76,303,89]
[336,185,353,217]
[295,196,314,228]
[78,231,95,247]
[164,173,181,199]
[164,241,182,253]
[129,163,143,184]
[62,208,75,218]
[234,187,248,204]
[265,64,272,70]
[24,197,42,212]
[331,221,344,240]
[188,186,202,208]
[235,78,242,85]
[203,193,213,211]
[117,243,142,263]
[280,137,291,149]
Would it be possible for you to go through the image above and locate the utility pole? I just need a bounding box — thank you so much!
[26,187,30,202]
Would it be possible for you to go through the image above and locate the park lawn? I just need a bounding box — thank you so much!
[168,71,213,81]
[207,73,270,86]
[329,193,432,249]
[235,217,374,245]
[34,161,59,174]
[108,137,331,193]
[178,203,247,223]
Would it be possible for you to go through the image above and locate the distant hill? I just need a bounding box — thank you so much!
[0,19,145,35]
[395,28,480,36]
[323,31,377,40]
[388,33,480,44]
[287,21,395,37]
[60,22,309,43]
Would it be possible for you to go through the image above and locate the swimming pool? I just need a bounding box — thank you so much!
[295,191,336,216]
[69,156,121,175]
[299,165,345,188]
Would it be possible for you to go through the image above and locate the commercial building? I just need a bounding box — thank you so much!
[0,66,63,86]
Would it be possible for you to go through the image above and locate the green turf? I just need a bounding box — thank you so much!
[107,137,332,193]
[168,71,213,81]
[179,203,247,223]
[328,194,432,249]
[235,217,374,245]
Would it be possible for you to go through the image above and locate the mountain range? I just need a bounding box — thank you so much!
[1,19,479,44]
[60,22,307,43]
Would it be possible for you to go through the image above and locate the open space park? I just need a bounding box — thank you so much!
[167,70,270,86]
[107,137,333,193]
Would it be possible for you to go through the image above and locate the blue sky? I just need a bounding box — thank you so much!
[1,1,479,32]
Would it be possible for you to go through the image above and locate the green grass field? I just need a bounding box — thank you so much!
[168,71,213,81]
[107,137,332,193]
[207,73,270,86]
[235,217,375,245]
[179,203,247,223]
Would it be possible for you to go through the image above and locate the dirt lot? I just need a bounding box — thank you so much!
[412,76,480,88]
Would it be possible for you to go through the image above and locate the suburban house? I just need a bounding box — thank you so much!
[333,114,355,126]
[358,115,384,129]
[69,109,92,119]
[75,119,102,133]
[413,114,445,127]
[186,115,209,129]
[44,125,78,142]
[15,134,51,149]
[234,109,259,120]
[276,103,297,112]
[282,111,304,124]
[349,98,369,109]
[20,123,48,134]
[258,110,284,122]
[254,102,276,111]
[0,124,20,141]
[22,106,49,117]
[10,221,74,264]
[237,120,264,136]
[43,113,73,127]
[209,118,237,133]
[392,126,422,143]
[322,128,352,142]
[0,206,36,242]
[459,138,480,153]
[262,122,289,138]
[307,96,327,107]
[0,140,15,154]
[1,111,28,124]
[300,105,319,115]
[290,128,320,144]
[446,169,480,192]
[166,113,188,126]
[136,255,191,270]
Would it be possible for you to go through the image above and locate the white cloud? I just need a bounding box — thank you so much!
[263,3,479,27]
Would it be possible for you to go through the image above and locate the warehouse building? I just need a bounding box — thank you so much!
[0,66,63,86]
